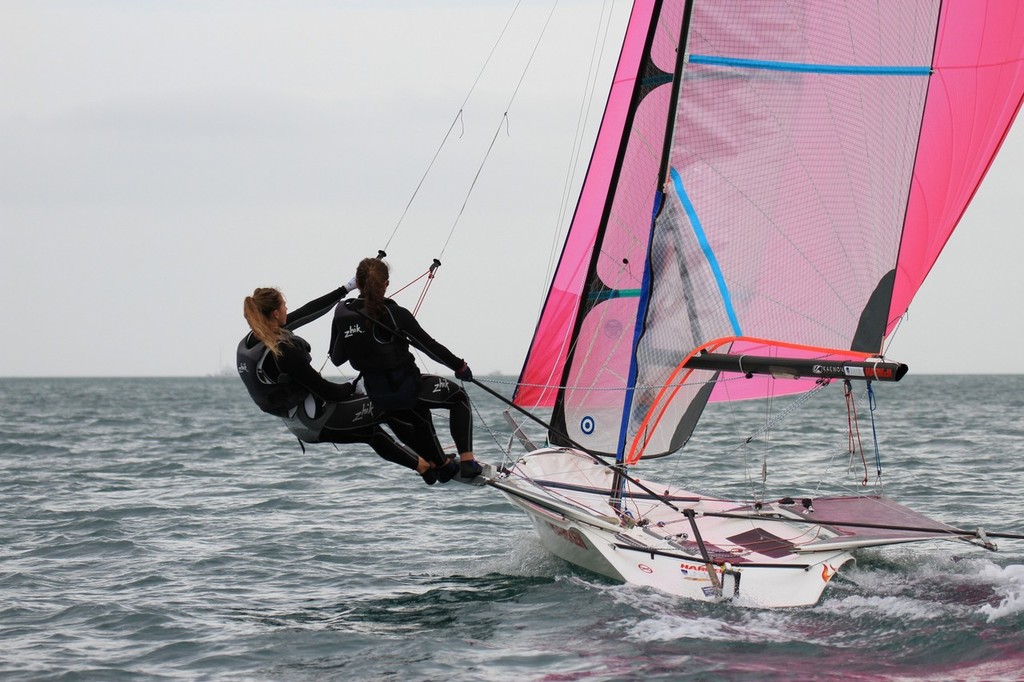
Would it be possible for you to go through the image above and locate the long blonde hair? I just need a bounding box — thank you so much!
[242,287,287,357]
[356,257,390,318]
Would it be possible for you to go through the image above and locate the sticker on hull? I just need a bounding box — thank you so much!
[679,561,721,582]
[546,522,587,549]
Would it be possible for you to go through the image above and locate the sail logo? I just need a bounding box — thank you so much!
[580,416,596,435]
[344,324,364,338]
[810,364,896,380]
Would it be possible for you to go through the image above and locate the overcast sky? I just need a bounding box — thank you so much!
[3,1,1023,378]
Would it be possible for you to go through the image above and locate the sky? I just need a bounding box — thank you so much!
[2,1,1023,378]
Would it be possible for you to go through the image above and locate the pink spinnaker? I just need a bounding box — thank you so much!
[515,0,1024,462]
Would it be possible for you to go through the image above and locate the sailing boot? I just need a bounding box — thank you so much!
[435,458,459,484]
[460,458,483,479]
[416,458,437,485]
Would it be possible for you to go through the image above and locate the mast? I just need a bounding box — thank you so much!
[617,0,694,460]
[607,1,694,506]
[654,0,694,189]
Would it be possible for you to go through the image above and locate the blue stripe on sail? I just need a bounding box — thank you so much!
[642,73,673,88]
[615,189,664,468]
[588,288,642,301]
[689,54,930,76]
[670,167,742,336]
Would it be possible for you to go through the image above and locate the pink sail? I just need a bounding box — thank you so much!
[514,0,661,409]
[515,0,1024,462]
[890,2,1024,330]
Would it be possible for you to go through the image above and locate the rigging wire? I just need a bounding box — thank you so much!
[411,259,442,316]
[515,0,622,402]
[379,1,566,331]
[867,381,883,489]
[436,0,563,258]
[382,0,622,377]
[844,378,869,485]
[756,381,777,503]
[381,0,526,254]
[880,311,907,359]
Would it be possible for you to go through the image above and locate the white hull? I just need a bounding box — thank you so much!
[493,447,965,608]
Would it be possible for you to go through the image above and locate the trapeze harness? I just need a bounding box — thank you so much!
[331,300,420,411]
[236,332,335,443]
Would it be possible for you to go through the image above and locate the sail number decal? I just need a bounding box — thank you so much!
[580,416,596,435]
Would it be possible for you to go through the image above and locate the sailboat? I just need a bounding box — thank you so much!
[486,0,1024,607]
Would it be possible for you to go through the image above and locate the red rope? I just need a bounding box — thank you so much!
[388,270,430,299]
[844,380,868,485]
[387,260,442,317]
[413,273,434,316]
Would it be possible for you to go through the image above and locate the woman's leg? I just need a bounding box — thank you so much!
[416,375,480,476]
[385,407,461,483]
[386,407,448,467]
[317,397,423,472]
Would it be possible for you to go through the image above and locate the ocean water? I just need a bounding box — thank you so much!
[1,375,1023,681]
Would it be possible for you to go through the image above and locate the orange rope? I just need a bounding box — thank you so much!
[626,336,877,464]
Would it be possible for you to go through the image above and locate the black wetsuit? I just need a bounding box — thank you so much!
[329,298,473,464]
[236,287,420,471]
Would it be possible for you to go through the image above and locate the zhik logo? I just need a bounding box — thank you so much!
[353,403,375,422]
[344,324,363,338]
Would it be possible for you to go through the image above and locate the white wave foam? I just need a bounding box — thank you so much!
[631,614,733,642]
[623,600,811,645]
[819,593,942,621]
[978,563,1024,622]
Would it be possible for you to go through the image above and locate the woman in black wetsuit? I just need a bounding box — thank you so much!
[236,280,444,484]
[329,257,482,480]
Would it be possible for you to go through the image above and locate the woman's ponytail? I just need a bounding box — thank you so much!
[243,287,287,357]
[356,258,390,318]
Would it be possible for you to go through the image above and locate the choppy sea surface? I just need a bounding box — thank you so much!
[2,374,1023,681]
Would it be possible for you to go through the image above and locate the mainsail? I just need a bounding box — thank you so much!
[515,0,1024,464]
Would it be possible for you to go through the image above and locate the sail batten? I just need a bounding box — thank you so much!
[690,54,932,76]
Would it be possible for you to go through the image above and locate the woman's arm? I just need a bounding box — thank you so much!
[285,287,348,331]
[389,304,464,372]
[277,343,355,402]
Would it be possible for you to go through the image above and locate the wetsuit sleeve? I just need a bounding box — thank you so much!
[390,304,464,372]
[277,342,356,402]
[285,287,347,331]
[328,308,347,367]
